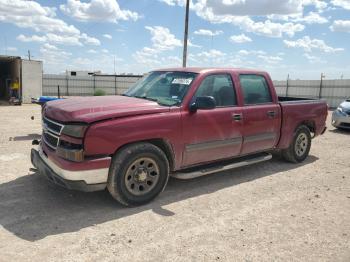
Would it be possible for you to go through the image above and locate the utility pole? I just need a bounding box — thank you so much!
[286,73,290,96]
[28,50,31,60]
[319,72,325,99]
[113,55,116,74]
[182,0,190,67]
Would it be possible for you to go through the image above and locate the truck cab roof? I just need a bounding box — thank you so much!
[154,67,268,75]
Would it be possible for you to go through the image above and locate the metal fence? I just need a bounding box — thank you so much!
[273,79,350,108]
[43,74,350,108]
[43,74,142,97]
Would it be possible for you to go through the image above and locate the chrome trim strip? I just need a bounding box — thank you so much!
[186,137,242,152]
[244,132,276,143]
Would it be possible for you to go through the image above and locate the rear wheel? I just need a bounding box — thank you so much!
[282,125,311,163]
[107,142,169,206]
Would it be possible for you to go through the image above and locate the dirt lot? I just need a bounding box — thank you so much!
[0,104,349,262]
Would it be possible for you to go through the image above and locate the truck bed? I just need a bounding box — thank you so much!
[278,96,321,103]
[277,96,328,149]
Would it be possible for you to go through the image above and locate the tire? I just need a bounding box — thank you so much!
[282,125,311,163]
[107,142,170,206]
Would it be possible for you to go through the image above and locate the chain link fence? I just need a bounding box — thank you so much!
[43,74,142,97]
[43,74,350,108]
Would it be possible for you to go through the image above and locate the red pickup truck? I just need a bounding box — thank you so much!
[31,68,327,206]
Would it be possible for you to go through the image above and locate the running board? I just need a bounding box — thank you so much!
[171,152,272,180]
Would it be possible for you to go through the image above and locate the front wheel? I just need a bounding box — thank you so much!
[282,125,311,163]
[107,142,170,206]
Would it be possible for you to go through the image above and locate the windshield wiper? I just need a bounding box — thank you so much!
[134,95,158,102]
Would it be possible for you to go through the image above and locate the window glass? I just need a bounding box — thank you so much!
[194,74,236,107]
[125,71,198,106]
[239,74,272,105]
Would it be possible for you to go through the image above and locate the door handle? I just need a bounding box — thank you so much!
[232,114,242,121]
[267,111,276,117]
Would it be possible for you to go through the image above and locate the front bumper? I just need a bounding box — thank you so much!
[332,110,350,129]
[31,148,107,192]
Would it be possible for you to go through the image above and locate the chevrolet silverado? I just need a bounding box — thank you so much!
[31,68,328,206]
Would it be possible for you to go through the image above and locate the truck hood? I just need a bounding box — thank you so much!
[44,96,170,123]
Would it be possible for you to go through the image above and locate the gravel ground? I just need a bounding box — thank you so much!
[0,104,349,262]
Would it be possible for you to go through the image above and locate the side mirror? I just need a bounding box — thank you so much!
[190,96,216,112]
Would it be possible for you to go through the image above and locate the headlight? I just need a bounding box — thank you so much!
[61,124,87,138]
[337,106,343,113]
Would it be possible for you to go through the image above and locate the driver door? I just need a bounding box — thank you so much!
[181,74,243,167]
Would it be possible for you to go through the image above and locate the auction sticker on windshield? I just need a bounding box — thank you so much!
[172,78,193,85]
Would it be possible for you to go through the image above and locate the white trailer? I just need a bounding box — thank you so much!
[0,56,42,104]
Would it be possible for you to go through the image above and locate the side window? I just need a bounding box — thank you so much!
[194,74,236,107]
[239,74,272,105]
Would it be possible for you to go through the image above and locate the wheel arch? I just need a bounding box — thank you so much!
[297,120,315,137]
[112,138,175,171]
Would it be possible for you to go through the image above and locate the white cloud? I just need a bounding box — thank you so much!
[159,0,187,6]
[5,46,17,52]
[17,33,100,46]
[161,0,306,38]
[60,0,139,22]
[1,0,100,47]
[133,26,182,66]
[145,26,182,51]
[188,40,202,48]
[302,0,328,10]
[258,55,283,64]
[17,34,47,43]
[303,53,326,63]
[331,0,350,10]
[205,0,303,16]
[190,49,227,65]
[193,2,305,37]
[39,43,72,68]
[0,0,79,35]
[80,33,101,45]
[197,49,226,58]
[87,49,97,54]
[194,29,223,36]
[284,36,344,53]
[46,33,83,46]
[237,49,266,56]
[229,34,252,43]
[330,20,350,33]
[101,49,109,53]
[296,12,328,24]
[103,34,112,39]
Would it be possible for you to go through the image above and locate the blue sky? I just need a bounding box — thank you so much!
[0,0,349,79]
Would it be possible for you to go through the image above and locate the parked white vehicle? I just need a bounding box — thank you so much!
[332,98,350,129]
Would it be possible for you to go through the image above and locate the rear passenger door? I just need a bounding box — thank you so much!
[238,74,281,155]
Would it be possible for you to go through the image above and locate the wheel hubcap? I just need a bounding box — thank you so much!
[125,157,160,196]
[295,133,308,157]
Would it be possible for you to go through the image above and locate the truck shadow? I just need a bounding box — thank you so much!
[0,155,318,242]
[328,128,350,134]
[9,133,41,141]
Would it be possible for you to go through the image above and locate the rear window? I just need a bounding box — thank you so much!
[239,74,272,105]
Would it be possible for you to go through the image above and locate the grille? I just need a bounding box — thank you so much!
[42,116,64,150]
[43,131,59,149]
[42,117,63,135]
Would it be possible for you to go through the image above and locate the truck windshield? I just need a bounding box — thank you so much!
[124,71,198,106]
